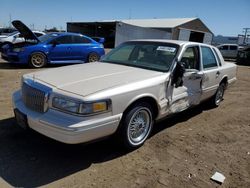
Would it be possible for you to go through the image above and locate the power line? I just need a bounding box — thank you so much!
[242,28,250,44]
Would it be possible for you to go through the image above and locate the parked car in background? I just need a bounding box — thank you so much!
[1,20,105,68]
[0,30,45,47]
[237,46,250,65]
[217,44,239,59]
[0,27,17,35]
[12,40,237,149]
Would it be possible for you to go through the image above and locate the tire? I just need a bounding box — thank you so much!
[88,52,99,62]
[118,102,154,149]
[29,52,47,68]
[209,82,226,107]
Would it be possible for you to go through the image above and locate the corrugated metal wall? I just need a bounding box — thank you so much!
[115,22,172,47]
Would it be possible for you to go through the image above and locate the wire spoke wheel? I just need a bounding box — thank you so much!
[120,103,154,149]
[215,83,225,105]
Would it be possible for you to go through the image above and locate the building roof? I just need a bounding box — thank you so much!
[120,18,197,28]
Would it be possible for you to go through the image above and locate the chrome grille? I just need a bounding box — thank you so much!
[22,82,46,113]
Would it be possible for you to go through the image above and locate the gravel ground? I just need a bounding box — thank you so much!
[0,58,249,188]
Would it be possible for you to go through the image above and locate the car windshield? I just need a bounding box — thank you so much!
[101,41,179,72]
[38,33,60,42]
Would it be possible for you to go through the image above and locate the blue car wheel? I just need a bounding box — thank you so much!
[29,52,47,68]
[88,52,100,62]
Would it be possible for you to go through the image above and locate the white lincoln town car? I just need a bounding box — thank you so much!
[13,40,237,149]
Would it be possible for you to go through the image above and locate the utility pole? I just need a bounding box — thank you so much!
[242,28,250,44]
[9,14,12,27]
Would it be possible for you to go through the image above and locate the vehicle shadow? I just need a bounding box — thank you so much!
[152,102,213,136]
[0,118,127,187]
[0,103,213,187]
[0,62,29,69]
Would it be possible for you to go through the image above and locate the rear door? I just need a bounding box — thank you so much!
[200,46,220,101]
[228,45,238,58]
[71,35,93,61]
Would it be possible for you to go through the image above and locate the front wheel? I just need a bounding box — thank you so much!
[118,103,154,149]
[29,52,47,68]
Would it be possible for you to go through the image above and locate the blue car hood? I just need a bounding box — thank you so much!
[12,20,40,43]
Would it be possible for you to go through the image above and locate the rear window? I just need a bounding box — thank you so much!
[72,35,91,43]
[229,45,237,50]
[212,48,222,66]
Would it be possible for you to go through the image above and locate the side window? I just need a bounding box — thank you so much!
[219,45,228,50]
[180,46,200,70]
[229,45,237,50]
[54,36,73,44]
[212,48,222,66]
[201,46,218,69]
[72,36,91,44]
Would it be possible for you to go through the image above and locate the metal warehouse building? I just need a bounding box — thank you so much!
[67,18,213,48]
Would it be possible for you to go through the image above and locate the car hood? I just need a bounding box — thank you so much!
[12,20,40,43]
[25,62,164,97]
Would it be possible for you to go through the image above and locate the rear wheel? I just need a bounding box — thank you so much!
[118,102,154,149]
[88,52,99,62]
[29,52,47,68]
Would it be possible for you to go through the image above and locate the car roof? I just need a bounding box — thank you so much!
[127,39,212,47]
[48,32,84,36]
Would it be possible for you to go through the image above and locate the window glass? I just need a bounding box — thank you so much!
[212,48,222,66]
[229,45,237,50]
[181,47,200,70]
[220,45,228,50]
[201,46,218,69]
[55,36,73,44]
[72,35,91,43]
[101,42,178,72]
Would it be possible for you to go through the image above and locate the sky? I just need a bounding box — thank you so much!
[0,0,249,36]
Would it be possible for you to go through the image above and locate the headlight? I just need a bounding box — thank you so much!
[52,97,110,115]
[13,47,25,52]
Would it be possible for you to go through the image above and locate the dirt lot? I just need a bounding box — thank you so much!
[0,58,249,188]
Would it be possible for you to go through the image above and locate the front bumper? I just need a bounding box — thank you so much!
[12,90,122,144]
[1,51,28,64]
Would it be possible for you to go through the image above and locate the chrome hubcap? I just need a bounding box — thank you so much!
[215,85,224,105]
[128,108,152,144]
[31,54,44,67]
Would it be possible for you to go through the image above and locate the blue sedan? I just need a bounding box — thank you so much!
[1,20,105,68]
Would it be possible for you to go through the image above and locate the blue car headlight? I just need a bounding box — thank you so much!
[13,47,25,52]
[52,97,111,115]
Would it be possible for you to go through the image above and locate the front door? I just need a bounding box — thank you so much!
[48,35,73,62]
[168,46,203,113]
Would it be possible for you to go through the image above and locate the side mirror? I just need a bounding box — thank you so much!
[171,62,185,88]
[51,40,59,47]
